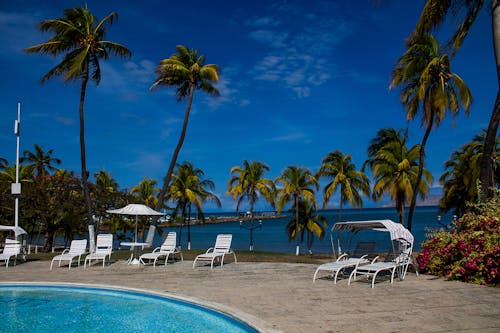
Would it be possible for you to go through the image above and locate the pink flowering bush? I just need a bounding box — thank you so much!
[417,195,500,286]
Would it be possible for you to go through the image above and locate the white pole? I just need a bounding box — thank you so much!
[14,102,21,238]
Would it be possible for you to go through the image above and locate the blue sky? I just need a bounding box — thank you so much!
[0,1,495,211]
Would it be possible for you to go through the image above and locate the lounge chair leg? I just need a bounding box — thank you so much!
[333,270,341,284]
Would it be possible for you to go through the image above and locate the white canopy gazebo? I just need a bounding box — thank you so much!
[330,219,414,258]
[0,225,27,237]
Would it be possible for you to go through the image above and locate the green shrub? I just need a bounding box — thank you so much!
[417,195,500,286]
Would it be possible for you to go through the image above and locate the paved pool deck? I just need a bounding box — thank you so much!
[1,259,499,332]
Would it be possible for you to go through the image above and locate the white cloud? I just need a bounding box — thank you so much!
[202,66,250,111]
[0,11,41,55]
[245,16,280,28]
[248,30,288,48]
[245,4,354,98]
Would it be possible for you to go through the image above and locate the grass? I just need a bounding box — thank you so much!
[25,249,336,264]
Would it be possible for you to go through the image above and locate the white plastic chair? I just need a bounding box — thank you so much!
[313,254,369,283]
[139,232,182,267]
[0,239,21,268]
[84,234,113,268]
[193,234,237,269]
[50,239,87,270]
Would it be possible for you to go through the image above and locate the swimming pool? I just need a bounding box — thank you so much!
[0,284,259,333]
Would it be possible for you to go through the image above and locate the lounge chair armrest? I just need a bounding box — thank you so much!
[370,256,380,264]
[61,249,70,255]
[359,254,368,260]
[205,247,214,254]
[336,253,349,261]
[151,247,161,253]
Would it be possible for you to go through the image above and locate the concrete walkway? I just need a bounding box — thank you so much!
[1,260,499,332]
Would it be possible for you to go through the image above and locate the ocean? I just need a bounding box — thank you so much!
[153,206,452,254]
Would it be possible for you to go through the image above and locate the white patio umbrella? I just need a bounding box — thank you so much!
[106,204,163,242]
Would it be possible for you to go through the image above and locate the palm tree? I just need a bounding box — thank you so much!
[317,150,370,223]
[170,161,221,249]
[440,131,500,215]
[227,160,275,251]
[390,34,472,231]
[411,0,500,201]
[286,199,327,254]
[275,165,318,256]
[25,6,131,223]
[21,144,61,177]
[130,178,159,208]
[364,128,433,225]
[94,169,119,192]
[0,157,7,170]
[152,45,220,214]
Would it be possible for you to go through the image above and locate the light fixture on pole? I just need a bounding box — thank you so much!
[11,102,21,240]
[239,211,262,251]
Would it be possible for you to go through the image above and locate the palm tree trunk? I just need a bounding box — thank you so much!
[79,71,93,224]
[249,197,255,251]
[295,194,300,256]
[338,195,343,223]
[187,202,191,250]
[178,202,186,248]
[479,4,500,201]
[408,116,434,232]
[155,84,195,213]
[396,192,405,225]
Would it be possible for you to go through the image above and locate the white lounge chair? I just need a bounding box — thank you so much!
[142,225,156,249]
[139,232,183,267]
[347,249,414,288]
[313,254,369,283]
[0,239,21,268]
[193,234,237,269]
[84,234,113,268]
[50,239,87,270]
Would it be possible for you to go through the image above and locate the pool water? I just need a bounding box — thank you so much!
[0,285,258,333]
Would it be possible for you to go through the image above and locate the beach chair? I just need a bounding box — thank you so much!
[50,239,87,270]
[84,234,113,268]
[313,253,369,283]
[313,241,375,283]
[347,246,414,288]
[0,239,21,268]
[139,232,183,267]
[192,234,237,269]
[142,225,156,249]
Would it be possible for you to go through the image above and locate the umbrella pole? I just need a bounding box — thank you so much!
[135,215,138,243]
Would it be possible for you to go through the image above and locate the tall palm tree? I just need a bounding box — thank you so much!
[152,45,220,213]
[286,199,327,254]
[21,144,61,177]
[364,128,433,225]
[317,150,370,223]
[411,1,500,201]
[130,178,159,208]
[228,160,275,251]
[440,131,500,215]
[390,34,472,231]
[170,161,221,249]
[275,165,318,256]
[25,6,131,223]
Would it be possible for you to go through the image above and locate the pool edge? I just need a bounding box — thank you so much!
[0,281,281,333]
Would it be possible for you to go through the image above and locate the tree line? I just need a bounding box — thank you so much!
[2,3,499,252]
[1,127,497,253]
